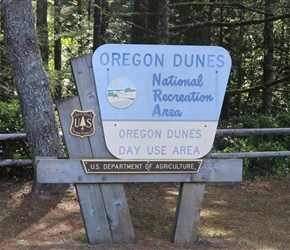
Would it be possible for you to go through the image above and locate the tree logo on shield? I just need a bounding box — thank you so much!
[70,110,95,138]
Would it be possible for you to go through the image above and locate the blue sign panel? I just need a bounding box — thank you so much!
[92,44,231,159]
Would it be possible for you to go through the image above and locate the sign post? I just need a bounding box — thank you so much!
[36,46,243,245]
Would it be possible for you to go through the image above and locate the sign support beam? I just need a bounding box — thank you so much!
[56,54,135,244]
[172,182,206,243]
[37,158,242,183]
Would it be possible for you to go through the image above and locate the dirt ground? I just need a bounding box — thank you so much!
[0,178,289,250]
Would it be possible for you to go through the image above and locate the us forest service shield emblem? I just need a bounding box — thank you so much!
[70,110,95,138]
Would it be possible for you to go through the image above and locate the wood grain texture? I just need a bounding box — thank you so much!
[59,54,135,244]
[212,151,290,159]
[56,97,112,244]
[70,54,111,158]
[171,183,206,243]
[76,184,112,244]
[101,184,136,243]
[36,158,243,183]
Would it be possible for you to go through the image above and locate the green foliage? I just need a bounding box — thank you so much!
[106,17,131,44]
[0,100,32,181]
[0,99,24,134]
[2,0,290,181]
[214,115,290,178]
[48,69,77,100]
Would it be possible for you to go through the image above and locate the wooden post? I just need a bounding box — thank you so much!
[171,182,205,243]
[56,54,135,244]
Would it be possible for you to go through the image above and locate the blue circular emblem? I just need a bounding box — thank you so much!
[107,78,137,108]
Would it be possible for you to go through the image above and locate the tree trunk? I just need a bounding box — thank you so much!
[131,0,147,44]
[262,0,274,115]
[88,0,92,21]
[93,0,102,50]
[54,0,62,71]
[157,0,169,44]
[77,0,83,55]
[219,5,224,47]
[100,0,109,44]
[36,0,49,68]
[147,0,158,44]
[207,0,214,45]
[236,11,245,116]
[2,0,64,191]
[54,0,62,100]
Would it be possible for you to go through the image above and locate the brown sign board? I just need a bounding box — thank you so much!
[81,159,202,174]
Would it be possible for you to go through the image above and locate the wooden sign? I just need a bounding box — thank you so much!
[36,53,242,246]
[92,44,232,160]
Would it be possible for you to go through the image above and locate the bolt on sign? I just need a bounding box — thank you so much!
[92,44,231,160]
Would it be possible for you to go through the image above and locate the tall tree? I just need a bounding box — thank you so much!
[93,0,102,50]
[147,0,158,43]
[262,0,274,115]
[93,0,108,50]
[2,0,64,190]
[54,0,62,71]
[77,0,83,54]
[131,0,147,44]
[54,0,62,100]
[157,0,169,44]
[36,0,49,67]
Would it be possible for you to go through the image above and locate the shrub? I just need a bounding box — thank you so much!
[0,100,32,181]
[214,114,290,178]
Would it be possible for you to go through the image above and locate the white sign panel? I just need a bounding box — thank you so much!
[92,44,231,159]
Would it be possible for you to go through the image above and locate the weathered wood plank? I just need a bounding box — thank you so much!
[6,150,290,168]
[0,134,27,140]
[36,158,243,183]
[100,184,136,243]
[171,183,206,243]
[70,54,111,158]
[0,159,32,167]
[211,151,290,159]
[69,54,135,244]
[216,128,290,137]
[75,184,112,244]
[56,97,113,244]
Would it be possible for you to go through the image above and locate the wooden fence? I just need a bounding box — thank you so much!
[1,128,290,167]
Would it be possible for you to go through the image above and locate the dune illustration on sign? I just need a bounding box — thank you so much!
[107,77,137,108]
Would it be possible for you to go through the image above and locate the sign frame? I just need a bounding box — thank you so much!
[92,44,232,160]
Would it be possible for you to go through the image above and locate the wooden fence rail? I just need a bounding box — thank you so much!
[1,128,290,167]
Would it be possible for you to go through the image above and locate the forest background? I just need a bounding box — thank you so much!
[0,0,290,181]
